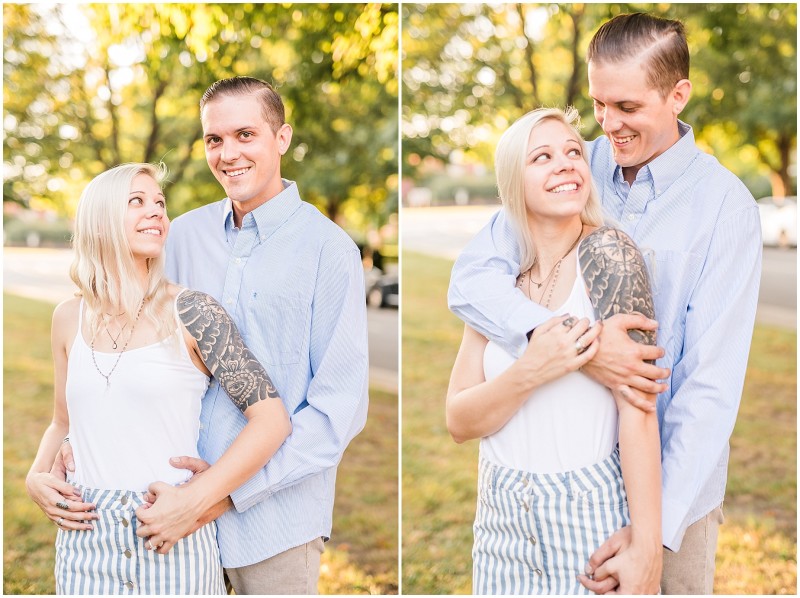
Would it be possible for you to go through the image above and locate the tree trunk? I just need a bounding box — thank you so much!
[143,78,169,164]
[516,4,538,106]
[565,5,584,108]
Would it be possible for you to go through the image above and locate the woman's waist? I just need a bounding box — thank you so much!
[478,448,623,496]
[69,437,200,493]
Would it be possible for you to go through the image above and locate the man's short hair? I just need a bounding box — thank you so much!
[200,76,285,133]
[587,13,689,98]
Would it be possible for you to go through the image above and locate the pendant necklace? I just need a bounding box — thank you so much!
[522,224,584,309]
[104,321,128,350]
[91,300,145,389]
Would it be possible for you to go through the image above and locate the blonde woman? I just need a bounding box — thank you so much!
[447,108,662,594]
[25,163,291,594]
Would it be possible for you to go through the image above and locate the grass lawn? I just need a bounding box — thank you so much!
[3,293,397,595]
[401,250,797,595]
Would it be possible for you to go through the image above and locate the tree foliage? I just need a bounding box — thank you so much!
[3,3,399,231]
[402,3,796,197]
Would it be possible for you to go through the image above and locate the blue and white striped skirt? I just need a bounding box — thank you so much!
[54,487,225,595]
[473,450,630,595]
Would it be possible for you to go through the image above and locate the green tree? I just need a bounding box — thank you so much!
[676,3,797,196]
[3,3,398,230]
[402,3,796,198]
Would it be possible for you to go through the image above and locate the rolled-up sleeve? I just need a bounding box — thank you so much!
[448,208,553,357]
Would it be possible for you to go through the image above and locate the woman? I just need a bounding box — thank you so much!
[25,163,292,594]
[446,108,662,594]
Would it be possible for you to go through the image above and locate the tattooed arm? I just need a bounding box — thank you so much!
[578,227,670,408]
[135,289,291,552]
[578,228,662,594]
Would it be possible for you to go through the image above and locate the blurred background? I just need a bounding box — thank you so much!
[4,3,398,594]
[401,3,796,595]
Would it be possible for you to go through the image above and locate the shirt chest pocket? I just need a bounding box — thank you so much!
[245,294,308,366]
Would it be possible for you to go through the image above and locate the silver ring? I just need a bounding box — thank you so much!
[56,500,69,510]
[575,339,586,354]
[56,517,64,527]
[562,316,578,329]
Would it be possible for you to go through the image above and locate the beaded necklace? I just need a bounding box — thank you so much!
[90,300,145,388]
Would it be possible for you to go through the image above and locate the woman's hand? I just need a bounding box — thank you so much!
[513,314,601,387]
[25,471,97,531]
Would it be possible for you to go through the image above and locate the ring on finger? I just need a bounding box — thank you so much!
[562,316,578,329]
[575,338,587,354]
[56,500,69,510]
[56,517,64,527]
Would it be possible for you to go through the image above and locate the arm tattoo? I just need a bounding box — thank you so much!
[578,227,657,361]
[177,290,281,413]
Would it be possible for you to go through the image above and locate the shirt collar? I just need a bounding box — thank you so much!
[608,120,698,197]
[220,179,302,240]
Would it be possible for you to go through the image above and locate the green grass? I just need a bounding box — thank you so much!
[3,293,398,595]
[401,250,797,595]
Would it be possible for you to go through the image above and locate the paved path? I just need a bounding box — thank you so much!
[402,206,796,329]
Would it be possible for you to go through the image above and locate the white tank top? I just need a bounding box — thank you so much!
[66,295,210,491]
[481,253,619,474]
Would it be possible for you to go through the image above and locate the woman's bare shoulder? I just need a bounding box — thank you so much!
[52,296,81,323]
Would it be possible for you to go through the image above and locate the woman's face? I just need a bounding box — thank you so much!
[124,173,169,260]
[523,119,591,223]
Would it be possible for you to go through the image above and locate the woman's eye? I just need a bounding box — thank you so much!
[532,153,550,163]
[129,197,143,206]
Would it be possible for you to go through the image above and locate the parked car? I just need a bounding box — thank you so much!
[367,272,398,309]
[757,196,797,248]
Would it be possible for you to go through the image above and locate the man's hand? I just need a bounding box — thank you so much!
[135,456,232,553]
[581,314,670,410]
[578,526,662,594]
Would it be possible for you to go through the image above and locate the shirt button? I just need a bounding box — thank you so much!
[534,568,543,576]
[627,213,636,221]
[226,299,233,305]
[124,549,132,558]
[235,257,241,264]
[120,495,128,505]
[121,517,129,528]
[125,581,135,589]
[529,536,537,544]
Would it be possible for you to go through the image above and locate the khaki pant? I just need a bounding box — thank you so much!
[661,505,724,595]
[224,537,325,595]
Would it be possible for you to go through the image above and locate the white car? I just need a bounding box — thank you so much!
[757,196,797,248]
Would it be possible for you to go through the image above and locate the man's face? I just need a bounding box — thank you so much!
[201,94,292,212]
[588,54,688,180]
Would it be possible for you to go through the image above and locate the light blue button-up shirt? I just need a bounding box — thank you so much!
[448,122,762,551]
[166,180,369,567]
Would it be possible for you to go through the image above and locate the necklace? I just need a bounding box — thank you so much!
[104,321,128,350]
[521,224,584,309]
[91,300,145,388]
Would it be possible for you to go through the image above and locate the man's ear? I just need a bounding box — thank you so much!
[276,123,293,156]
[671,79,692,116]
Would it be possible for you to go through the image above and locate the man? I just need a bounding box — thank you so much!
[448,13,761,595]
[36,77,370,594]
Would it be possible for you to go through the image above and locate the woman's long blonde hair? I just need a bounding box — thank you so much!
[70,163,173,340]
[495,107,604,272]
